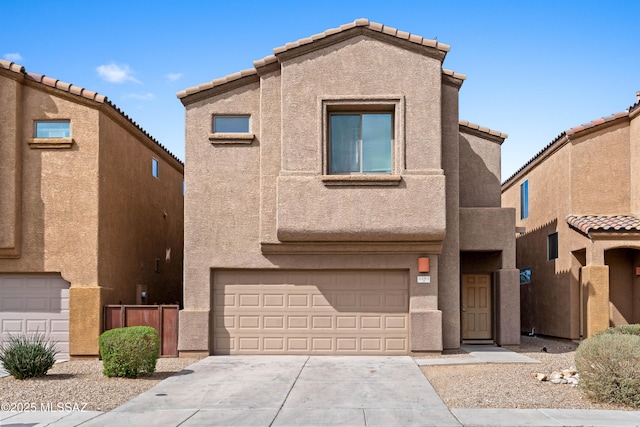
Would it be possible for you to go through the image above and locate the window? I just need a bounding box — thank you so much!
[152,158,159,178]
[213,115,250,133]
[35,120,70,138]
[520,180,529,219]
[520,268,531,284]
[329,112,392,174]
[548,232,558,260]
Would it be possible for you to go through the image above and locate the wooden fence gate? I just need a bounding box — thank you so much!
[104,305,179,357]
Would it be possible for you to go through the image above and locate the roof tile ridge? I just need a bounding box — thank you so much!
[0,58,26,74]
[566,110,629,136]
[179,67,258,98]
[459,119,507,139]
[442,68,467,80]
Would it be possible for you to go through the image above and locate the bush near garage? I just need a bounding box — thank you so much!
[99,326,160,378]
[0,332,59,380]
[575,325,640,407]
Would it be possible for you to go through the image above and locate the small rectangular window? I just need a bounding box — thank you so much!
[520,268,531,284]
[213,115,250,133]
[35,120,70,138]
[548,232,558,260]
[329,112,392,174]
[520,180,529,219]
[152,158,159,178]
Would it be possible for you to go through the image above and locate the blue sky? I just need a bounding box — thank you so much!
[2,0,639,180]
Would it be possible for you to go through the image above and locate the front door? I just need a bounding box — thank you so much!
[462,274,492,340]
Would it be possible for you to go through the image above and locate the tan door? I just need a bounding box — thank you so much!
[462,274,492,340]
[213,270,408,355]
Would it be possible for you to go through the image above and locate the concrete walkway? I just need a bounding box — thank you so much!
[415,344,541,366]
[2,348,640,426]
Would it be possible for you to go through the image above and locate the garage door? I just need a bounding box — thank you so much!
[213,270,408,355]
[0,274,69,359]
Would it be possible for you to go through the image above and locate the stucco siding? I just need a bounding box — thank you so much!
[0,83,101,286]
[570,123,630,215]
[280,36,442,174]
[98,113,184,307]
[459,131,501,208]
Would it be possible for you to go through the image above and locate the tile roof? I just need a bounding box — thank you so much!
[566,214,640,237]
[0,59,182,166]
[502,110,630,187]
[178,18,452,101]
[459,120,508,140]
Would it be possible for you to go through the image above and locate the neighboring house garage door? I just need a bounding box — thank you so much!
[0,274,70,359]
[213,270,408,355]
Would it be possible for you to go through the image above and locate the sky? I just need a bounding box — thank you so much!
[2,0,639,181]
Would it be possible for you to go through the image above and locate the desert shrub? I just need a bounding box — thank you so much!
[0,332,58,380]
[99,326,160,378]
[599,324,640,336]
[575,333,640,407]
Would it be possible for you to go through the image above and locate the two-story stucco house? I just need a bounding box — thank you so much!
[502,95,640,340]
[178,19,519,356]
[0,59,184,358]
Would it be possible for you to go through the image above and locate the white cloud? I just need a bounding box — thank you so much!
[3,52,23,62]
[165,72,183,82]
[125,92,155,100]
[96,63,140,84]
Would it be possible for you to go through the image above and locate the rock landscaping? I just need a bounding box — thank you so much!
[532,366,579,386]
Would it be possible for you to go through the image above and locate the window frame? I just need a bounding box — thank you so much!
[213,115,250,133]
[209,114,254,144]
[34,120,71,139]
[28,119,74,149]
[152,157,159,179]
[520,179,529,220]
[547,232,559,260]
[327,111,394,175]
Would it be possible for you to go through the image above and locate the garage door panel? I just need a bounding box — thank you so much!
[0,274,70,359]
[213,270,408,355]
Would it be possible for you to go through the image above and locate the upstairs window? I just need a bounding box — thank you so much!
[548,232,558,260]
[152,158,159,178]
[520,268,531,284]
[213,115,250,133]
[329,112,392,174]
[35,120,70,138]
[520,180,529,219]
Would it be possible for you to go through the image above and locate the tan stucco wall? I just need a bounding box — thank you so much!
[0,79,101,282]
[181,30,515,354]
[98,113,184,308]
[459,130,502,208]
[502,115,637,340]
[0,71,184,356]
[0,75,21,257]
[570,123,630,214]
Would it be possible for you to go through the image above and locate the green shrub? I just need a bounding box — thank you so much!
[0,332,58,380]
[599,324,640,336]
[575,333,640,407]
[99,326,160,378]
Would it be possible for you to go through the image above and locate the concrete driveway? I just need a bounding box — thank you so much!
[83,355,460,427]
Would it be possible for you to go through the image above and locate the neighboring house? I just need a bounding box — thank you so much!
[178,19,519,356]
[501,95,640,340]
[0,59,184,358]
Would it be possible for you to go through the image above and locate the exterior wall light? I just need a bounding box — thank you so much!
[418,257,430,273]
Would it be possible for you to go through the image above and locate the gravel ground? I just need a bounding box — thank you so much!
[0,357,201,411]
[0,336,636,412]
[420,335,634,410]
